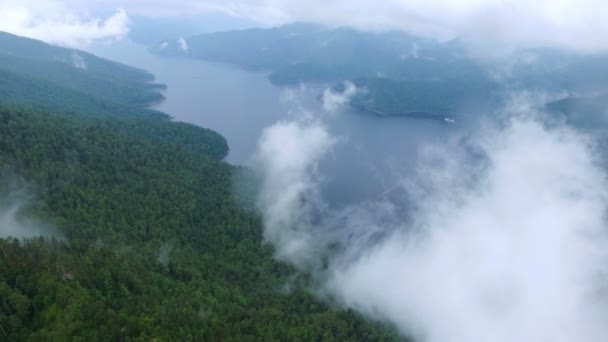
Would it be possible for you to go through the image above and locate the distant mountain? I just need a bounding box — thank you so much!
[149,24,608,118]
[149,23,447,82]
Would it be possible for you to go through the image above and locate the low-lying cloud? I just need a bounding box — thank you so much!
[328,119,608,341]
[322,81,358,114]
[0,177,60,240]
[0,203,56,240]
[177,37,189,53]
[254,92,608,341]
[254,118,335,267]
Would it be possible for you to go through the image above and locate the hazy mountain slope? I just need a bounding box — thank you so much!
[0,31,165,107]
[150,23,437,83]
[150,24,608,118]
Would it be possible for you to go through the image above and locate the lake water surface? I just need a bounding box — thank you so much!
[90,41,459,204]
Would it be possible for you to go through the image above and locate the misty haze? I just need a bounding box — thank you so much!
[1,1,608,341]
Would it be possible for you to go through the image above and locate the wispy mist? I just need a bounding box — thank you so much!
[177,37,189,53]
[0,175,60,240]
[157,242,173,267]
[71,51,88,69]
[322,81,358,113]
[254,118,335,267]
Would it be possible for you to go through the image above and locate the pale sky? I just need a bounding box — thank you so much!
[1,0,608,53]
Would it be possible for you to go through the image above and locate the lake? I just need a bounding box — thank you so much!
[89,41,458,204]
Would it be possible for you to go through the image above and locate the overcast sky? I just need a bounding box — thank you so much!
[1,0,608,53]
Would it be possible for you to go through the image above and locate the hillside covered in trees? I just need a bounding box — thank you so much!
[0,32,402,340]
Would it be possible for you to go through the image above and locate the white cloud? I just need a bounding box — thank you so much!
[254,118,335,267]
[177,37,189,52]
[327,118,608,341]
[254,92,608,341]
[4,1,608,52]
[322,81,358,113]
[0,2,130,48]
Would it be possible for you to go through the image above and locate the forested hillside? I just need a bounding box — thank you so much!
[0,31,228,160]
[0,33,402,340]
[0,32,165,106]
